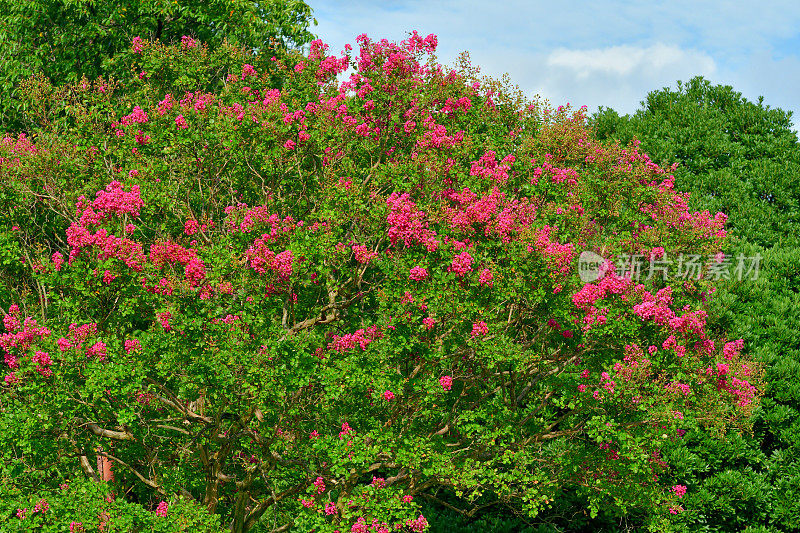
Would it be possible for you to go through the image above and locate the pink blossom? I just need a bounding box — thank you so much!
[478,268,494,287]
[449,251,473,277]
[409,266,428,280]
[383,390,395,401]
[471,321,488,338]
[155,501,168,517]
[180,35,198,49]
[440,375,453,391]
[124,339,141,354]
[175,114,189,129]
[52,252,64,271]
[672,485,687,498]
[131,36,145,54]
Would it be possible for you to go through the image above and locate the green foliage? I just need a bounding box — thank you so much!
[591,78,800,531]
[592,76,800,248]
[0,0,315,131]
[1,477,223,531]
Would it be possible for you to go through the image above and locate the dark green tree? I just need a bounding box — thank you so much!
[0,0,315,130]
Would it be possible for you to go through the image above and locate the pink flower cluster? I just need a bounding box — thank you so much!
[352,244,378,264]
[155,500,168,517]
[531,226,575,276]
[131,36,145,54]
[386,192,439,251]
[149,241,207,286]
[124,339,141,354]
[409,266,428,281]
[180,35,198,49]
[120,106,149,126]
[448,251,473,277]
[471,320,488,338]
[329,325,382,352]
[415,115,464,150]
[439,375,453,391]
[90,181,144,219]
[470,151,515,185]
[1,306,52,371]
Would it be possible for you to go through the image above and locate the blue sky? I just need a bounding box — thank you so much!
[309,0,800,131]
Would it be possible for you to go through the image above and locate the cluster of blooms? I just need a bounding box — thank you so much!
[120,106,149,126]
[69,522,84,532]
[90,181,144,219]
[470,151,515,185]
[415,115,465,150]
[439,375,453,391]
[478,268,494,287]
[723,339,744,360]
[352,244,378,264]
[530,226,575,276]
[707,364,757,407]
[422,317,435,330]
[245,239,294,280]
[131,36,145,53]
[445,187,537,243]
[402,30,439,54]
[155,500,168,517]
[65,185,148,271]
[1,306,52,372]
[224,204,303,237]
[157,311,172,332]
[329,326,383,352]
[405,515,429,532]
[0,133,38,169]
[31,350,52,376]
[448,251,473,277]
[178,91,215,113]
[125,339,142,353]
[149,241,207,287]
[530,159,580,186]
[313,476,326,493]
[339,422,355,438]
[439,96,472,115]
[383,390,395,401]
[32,499,49,514]
[180,35,199,49]
[409,266,428,281]
[386,193,439,251]
[471,321,489,338]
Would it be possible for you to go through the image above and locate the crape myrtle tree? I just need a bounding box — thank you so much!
[0,35,761,532]
[0,0,316,131]
[592,78,800,531]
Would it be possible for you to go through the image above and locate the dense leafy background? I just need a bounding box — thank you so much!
[0,0,316,131]
[590,78,800,532]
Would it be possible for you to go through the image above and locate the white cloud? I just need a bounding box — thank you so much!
[546,44,716,80]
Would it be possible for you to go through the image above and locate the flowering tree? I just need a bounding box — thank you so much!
[0,33,760,532]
